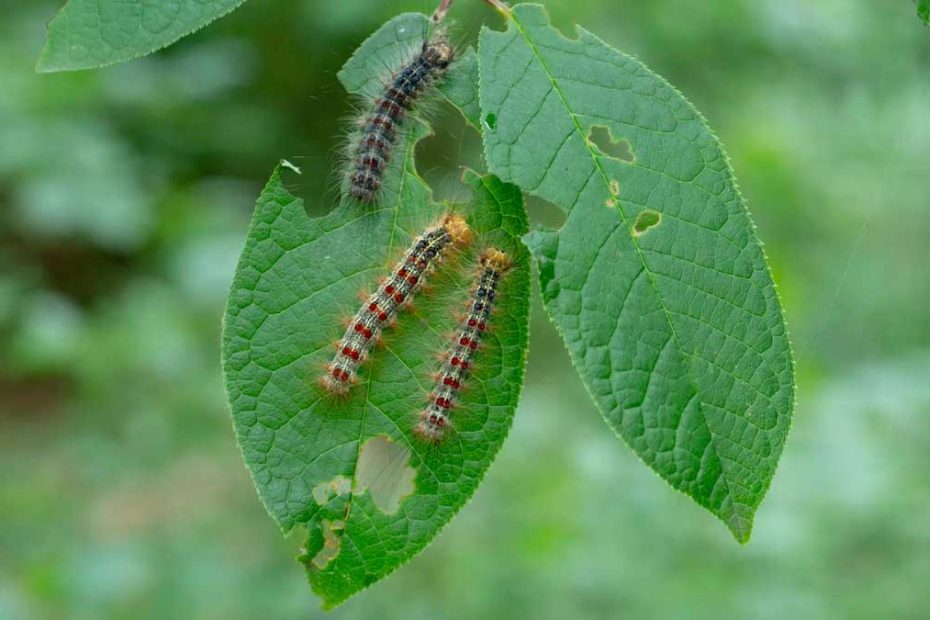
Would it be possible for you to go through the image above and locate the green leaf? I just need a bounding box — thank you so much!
[222,14,530,608]
[443,48,482,130]
[917,0,930,25]
[478,3,793,542]
[37,0,246,72]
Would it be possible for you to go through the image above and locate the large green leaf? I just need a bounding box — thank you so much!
[478,3,793,542]
[222,14,530,607]
[37,0,246,72]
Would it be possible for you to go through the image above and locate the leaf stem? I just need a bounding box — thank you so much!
[432,0,454,23]
[481,0,512,19]
[435,0,512,25]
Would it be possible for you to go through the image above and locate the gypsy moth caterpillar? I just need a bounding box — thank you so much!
[322,214,472,394]
[347,31,455,204]
[415,248,510,442]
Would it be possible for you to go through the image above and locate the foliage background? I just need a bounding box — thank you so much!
[1,0,928,618]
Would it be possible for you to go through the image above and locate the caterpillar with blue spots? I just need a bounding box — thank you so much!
[416,248,510,442]
[348,31,455,204]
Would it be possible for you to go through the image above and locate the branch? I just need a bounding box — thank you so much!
[432,0,454,23]
[482,0,512,18]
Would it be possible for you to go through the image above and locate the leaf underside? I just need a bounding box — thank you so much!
[37,0,247,72]
[478,3,794,542]
[222,14,530,608]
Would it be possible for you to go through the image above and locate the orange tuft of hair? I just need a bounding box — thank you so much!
[443,214,472,248]
[480,248,511,273]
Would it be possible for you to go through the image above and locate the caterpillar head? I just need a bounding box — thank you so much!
[424,36,455,69]
[443,214,472,248]
[480,248,511,274]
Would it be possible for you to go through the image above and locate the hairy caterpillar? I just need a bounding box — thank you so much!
[348,31,455,204]
[322,215,472,394]
[415,248,510,443]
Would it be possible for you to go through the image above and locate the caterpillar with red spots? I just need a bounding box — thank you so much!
[415,248,511,443]
[322,215,472,394]
[348,31,455,204]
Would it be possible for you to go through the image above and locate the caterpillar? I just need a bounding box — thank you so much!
[322,214,472,394]
[348,31,455,204]
[415,248,510,443]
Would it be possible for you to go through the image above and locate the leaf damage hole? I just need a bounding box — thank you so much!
[310,519,346,569]
[419,106,485,203]
[312,475,352,506]
[484,112,497,130]
[354,435,416,514]
[526,194,567,230]
[633,209,662,236]
[588,125,634,163]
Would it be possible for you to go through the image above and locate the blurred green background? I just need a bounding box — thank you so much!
[2,0,928,618]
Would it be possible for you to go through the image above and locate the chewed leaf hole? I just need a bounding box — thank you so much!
[484,112,498,130]
[312,476,351,505]
[633,209,662,236]
[588,125,634,162]
[310,519,346,569]
[526,194,567,230]
[354,435,415,514]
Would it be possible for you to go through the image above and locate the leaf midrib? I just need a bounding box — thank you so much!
[507,10,746,532]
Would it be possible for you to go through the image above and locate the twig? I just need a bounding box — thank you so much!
[435,0,512,24]
[482,0,512,18]
[432,0,454,23]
